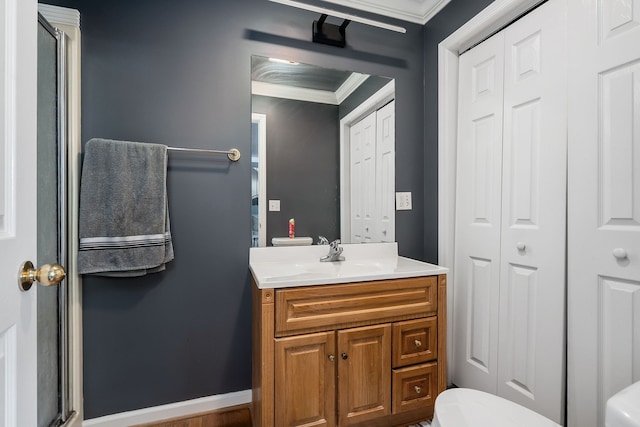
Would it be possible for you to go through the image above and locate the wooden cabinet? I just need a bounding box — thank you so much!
[252,275,447,427]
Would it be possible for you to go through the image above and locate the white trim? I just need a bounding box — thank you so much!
[268,0,406,32]
[339,80,395,242]
[252,80,338,105]
[252,113,267,247]
[321,0,452,25]
[82,390,252,427]
[252,72,368,105]
[335,73,369,104]
[38,4,80,28]
[437,0,542,385]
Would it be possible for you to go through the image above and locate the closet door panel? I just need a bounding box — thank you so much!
[350,120,364,243]
[361,112,377,243]
[568,0,640,425]
[498,0,567,422]
[453,31,505,393]
[376,101,395,243]
[350,112,377,243]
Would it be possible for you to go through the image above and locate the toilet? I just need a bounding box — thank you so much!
[433,381,640,427]
[605,381,640,427]
[432,388,560,427]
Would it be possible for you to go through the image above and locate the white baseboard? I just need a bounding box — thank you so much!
[82,389,252,427]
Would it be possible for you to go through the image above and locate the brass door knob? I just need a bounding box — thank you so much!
[18,261,66,291]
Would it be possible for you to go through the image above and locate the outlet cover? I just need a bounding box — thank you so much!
[269,200,281,212]
[396,192,412,210]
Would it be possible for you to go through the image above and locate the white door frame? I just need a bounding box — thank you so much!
[340,80,395,242]
[437,0,544,381]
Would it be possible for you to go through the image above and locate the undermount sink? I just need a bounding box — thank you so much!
[249,242,448,289]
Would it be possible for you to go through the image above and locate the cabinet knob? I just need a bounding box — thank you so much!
[341,353,348,360]
[414,386,422,394]
[613,248,628,260]
[414,339,422,348]
[328,354,335,362]
[516,242,526,251]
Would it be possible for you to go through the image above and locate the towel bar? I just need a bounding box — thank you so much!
[167,146,241,161]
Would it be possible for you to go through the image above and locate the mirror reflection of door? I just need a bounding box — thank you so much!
[250,56,395,246]
[37,14,71,426]
[251,113,267,247]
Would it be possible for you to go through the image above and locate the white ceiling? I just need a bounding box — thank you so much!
[320,0,452,25]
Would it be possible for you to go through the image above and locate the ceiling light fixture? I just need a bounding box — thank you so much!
[268,0,406,47]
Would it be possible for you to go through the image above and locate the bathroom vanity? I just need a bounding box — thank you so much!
[250,243,448,427]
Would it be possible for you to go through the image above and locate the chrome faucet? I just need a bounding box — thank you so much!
[320,239,345,262]
[317,235,329,245]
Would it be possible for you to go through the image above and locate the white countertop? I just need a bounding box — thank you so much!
[249,242,448,289]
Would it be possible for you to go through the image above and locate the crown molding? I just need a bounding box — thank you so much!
[321,0,451,25]
[252,72,368,105]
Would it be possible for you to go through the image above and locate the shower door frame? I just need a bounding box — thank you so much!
[38,6,83,427]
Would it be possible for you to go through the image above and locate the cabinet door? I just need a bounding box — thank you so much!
[275,332,336,427]
[337,324,391,426]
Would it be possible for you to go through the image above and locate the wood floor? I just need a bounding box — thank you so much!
[134,404,252,427]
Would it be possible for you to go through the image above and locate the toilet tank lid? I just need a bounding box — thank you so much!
[606,381,640,427]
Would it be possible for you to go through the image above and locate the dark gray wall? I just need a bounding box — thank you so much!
[339,75,392,119]
[252,96,340,243]
[44,0,426,419]
[422,0,494,263]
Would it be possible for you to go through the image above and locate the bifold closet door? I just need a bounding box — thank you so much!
[350,104,395,244]
[567,1,640,426]
[453,0,567,422]
[453,30,506,393]
[497,0,567,422]
[375,101,395,243]
[350,111,376,243]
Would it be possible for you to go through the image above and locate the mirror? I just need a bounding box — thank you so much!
[251,56,395,247]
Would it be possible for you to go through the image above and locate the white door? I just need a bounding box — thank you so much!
[567,1,640,426]
[350,119,364,243]
[350,111,376,243]
[453,30,506,393]
[375,101,395,243]
[497,0,566,422]
[454,0,567,421]
[0,0,39,425]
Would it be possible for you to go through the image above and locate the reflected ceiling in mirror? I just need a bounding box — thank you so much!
[251,56,395,248]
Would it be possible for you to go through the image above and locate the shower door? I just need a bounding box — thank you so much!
[37,14,71,427]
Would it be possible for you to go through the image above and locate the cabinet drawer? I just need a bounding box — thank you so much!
[392,317,437,368]
[275,277,437,336]
[392,362,438,414]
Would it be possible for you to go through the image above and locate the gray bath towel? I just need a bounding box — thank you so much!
[78,138,174,276]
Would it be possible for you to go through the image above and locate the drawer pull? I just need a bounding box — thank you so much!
[414,339,422,348]
[341,352,348,360]
[414,386,422,394]
[328,354,335,362]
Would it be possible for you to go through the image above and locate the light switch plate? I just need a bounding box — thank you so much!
[269,200,281,212]
[396,192,412,210]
